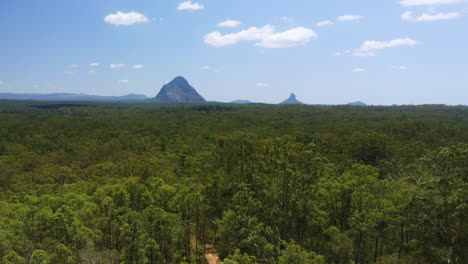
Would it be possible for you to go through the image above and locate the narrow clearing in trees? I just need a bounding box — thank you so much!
[205,244,220,264]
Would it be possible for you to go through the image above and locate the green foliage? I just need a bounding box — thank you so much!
[222,249,258,264]
[278,241,325,264]
[0,103,467,264]
[2,251,26,264]
[48,244,75,264]
[30,250,48,264]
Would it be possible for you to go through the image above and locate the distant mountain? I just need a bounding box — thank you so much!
[230,100,254,104]
[154,76,206,103]
[280,93,303,105]
[348,101,367,106]
[119,94,149,100]
[0,93,149,101]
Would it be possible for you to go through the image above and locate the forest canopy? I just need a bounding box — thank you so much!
[0,102,467,264]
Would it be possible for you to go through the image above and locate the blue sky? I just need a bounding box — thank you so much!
[1,0,467,105]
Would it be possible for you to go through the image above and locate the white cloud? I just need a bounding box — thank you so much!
[337,15,364,22]
[104,11,149,26]
[68,64,79,68]
[118,80,129,83]
[354,38,419,56]
[352,68,366,72]
[353,51,377,57]
[392,65,409,70]
[110,64,126,69]
[401,11,460,21]
[88,70,96,74]
[400,0,467,6]
[177,1,204,10]
[280,16,295,23]
[401,11,414,21]
[360,38,418,50]
[204,25,317,48]
[257,27,317,48]
[335,50,351,56]
[204,25,275,47]
[217,20,241,28]
[201,65,221,72]
[256,83,270,87]
[317,20,334,27]
[89,62,99,67]
[132,64,144,69]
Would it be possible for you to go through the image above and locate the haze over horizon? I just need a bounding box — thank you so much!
[1,0,467,105]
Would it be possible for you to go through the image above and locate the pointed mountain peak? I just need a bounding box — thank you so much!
[280,93,303,105]
[348,101,367,106]
[171,76,189,85]
[154,76,206,103]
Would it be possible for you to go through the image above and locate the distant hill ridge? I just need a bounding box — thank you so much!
[230,100,255,104]
[348,101,367,106]
[153,76,206,103]
[0,79,369,105]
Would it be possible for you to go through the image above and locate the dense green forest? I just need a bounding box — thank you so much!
[0,102,467,264]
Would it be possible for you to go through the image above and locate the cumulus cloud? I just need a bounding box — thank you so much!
[392,65,409,70]
[204,25,274,47]
[118,80,129,83]
[132,65,144,69]
[204,25,317,48]
[89,62,99,67]
[68,64,79,68]
[352,68,366,72]
[256,83,270,87]
[354,38,419,56]
[401,11,460,21]
[400,0,467,6]
[104,11,149,26]
[217,20,241,28]
[337,15,364,22]
[257,27,317,48]
[201,65,212,70]
[110,64,126,69]
[177,1,204,10]
[317,20,334,27]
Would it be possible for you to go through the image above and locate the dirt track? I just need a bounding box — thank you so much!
[205,245,220,264]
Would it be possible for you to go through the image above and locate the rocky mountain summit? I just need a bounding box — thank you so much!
[280,93,303,105]
[154,76,206,103]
